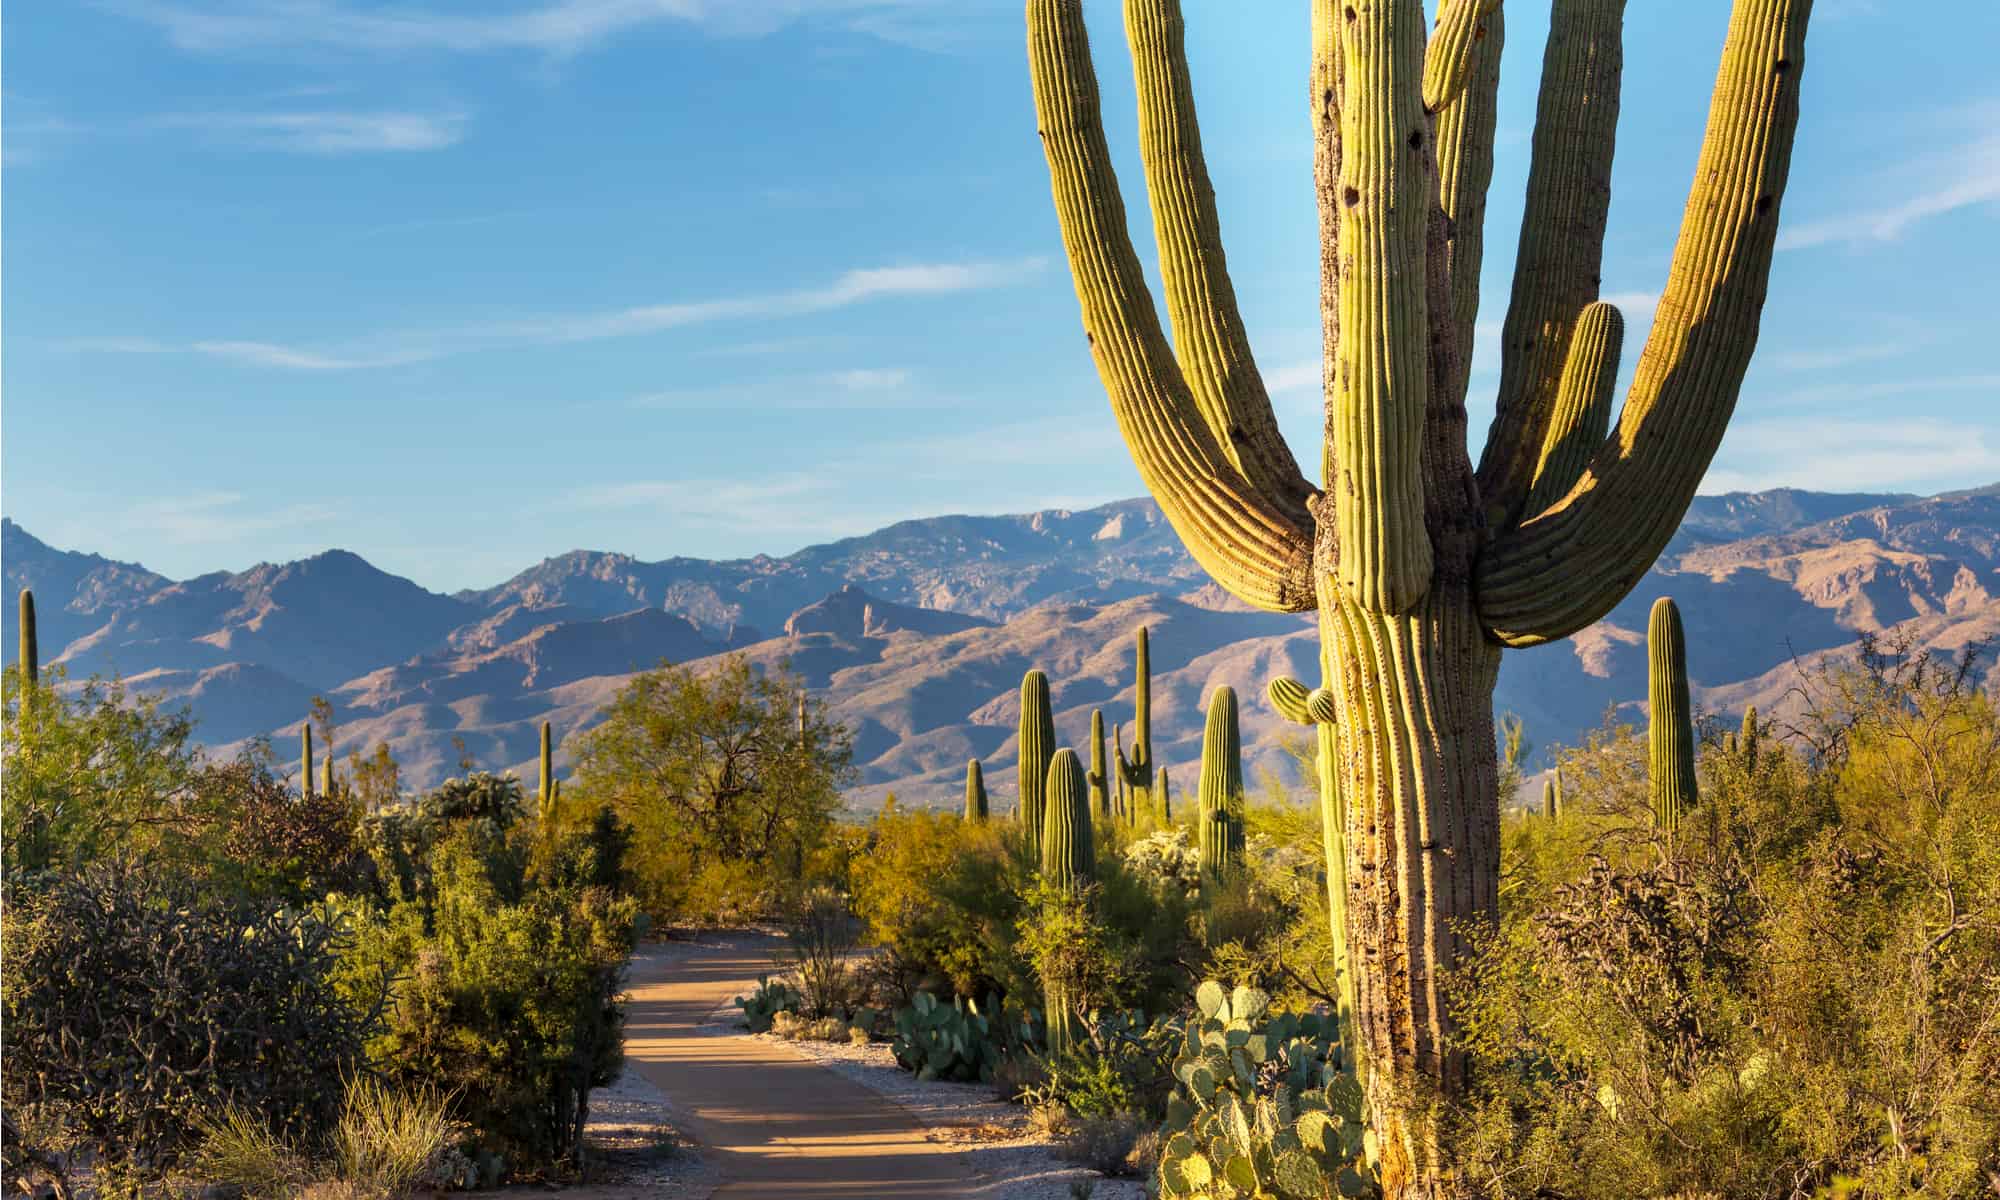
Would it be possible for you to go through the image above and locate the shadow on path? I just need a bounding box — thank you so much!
[621,935,978,1200]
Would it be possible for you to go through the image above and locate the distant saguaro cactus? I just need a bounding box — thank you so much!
[17,589,38,698]
[1196,687,1243,879]
[965,759,989,822]
[1088,708,1110,819]
[1040,747,1095,1056]
[539,720,562,825]
[300,725,315,801]
[1027,0,1814,1182]
[1113,627,1155,814]
[1649,597,1700,835]
[1018,670,1056,856]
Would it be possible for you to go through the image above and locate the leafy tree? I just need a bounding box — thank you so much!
[2,671,200,874]
[574,656,851,922]
[346,741,402,813]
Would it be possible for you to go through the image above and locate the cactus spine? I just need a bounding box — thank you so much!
[1648,597,1699,835]
[1196,687,1243,878]
[1029,0,1812,1179]
[1018,670,1056,857]
[1113,627,1156,815]
[301,725,316,801]
[1041,747,1095,1056]
[1087,708,1110,819]
[18,589,37,697]
[965,759,989,821]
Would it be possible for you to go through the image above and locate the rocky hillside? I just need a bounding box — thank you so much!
[5,484,1995,807]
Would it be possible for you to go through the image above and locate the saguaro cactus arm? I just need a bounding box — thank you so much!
[1478,0,1813,644]
[1123,0,1314,516]
[1027,0,1315,613]
[1432,1,1505,386]
[1476,0,1626,530]
[1524,300,1624,516]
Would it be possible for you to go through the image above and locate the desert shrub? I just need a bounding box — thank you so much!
[196,753,370,903]
[0,867,370,1182]
[735,976,805,1033]
[780,883,862,1017]
[1155,982,1372,1199]
[1446,636,2000,1200]
[330,1077,458,1197]
[575,658,851,924]
[339,820,638,1171]
[1051,1111,1152,1177]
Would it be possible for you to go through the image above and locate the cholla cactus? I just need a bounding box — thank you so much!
[1027,0,1814,1184]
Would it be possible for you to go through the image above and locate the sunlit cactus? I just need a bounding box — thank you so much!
[1027,0,1814,1179]
[1649,597,1699,835]
[1018,670,1056,857]
[965,759,989,822]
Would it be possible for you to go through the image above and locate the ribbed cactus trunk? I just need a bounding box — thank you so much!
[301,725,316,801]
[965,758,989,821]
[1041,747,1095,1056]
[1196,687,1242,879]
[320,748,335,799]
[1018,670,1056,857]
[1648,597,1700,835]
[17,589,37,699]
[1028,0,1812,1188]
[1087,708,1111,819]
[539,720,562,825]
[1155,765,1170,822]
[1739,705,1762,771]
[1114,627,1155,815]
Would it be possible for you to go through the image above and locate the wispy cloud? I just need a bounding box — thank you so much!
[1704,418,2000,493]
[150,108,469,153]
[1764,335,1924,372]
[1265,361,1319,396]
[629,366,923,409]
[1779,123,2000,251]
[76,257,1044,371]
[128,491,338,544]
[107,0,977,57]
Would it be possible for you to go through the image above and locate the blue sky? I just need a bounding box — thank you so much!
[4,0,1997,592]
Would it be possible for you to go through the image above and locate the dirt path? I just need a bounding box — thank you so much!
[621,935,981,1200]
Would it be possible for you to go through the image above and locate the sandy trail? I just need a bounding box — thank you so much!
[621,935,981,1200]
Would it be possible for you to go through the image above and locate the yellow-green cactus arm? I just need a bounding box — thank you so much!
[1028,0,1316,612]
[1433,3,1504,395]
[1479,0,1814,645]
[1522,300,1622,517]
[1122,0,1316,523]
[1329,0,1435,614]
[1475,0,1625,531]
[1423,0,1501,113]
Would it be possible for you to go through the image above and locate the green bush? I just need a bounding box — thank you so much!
[338,818,638,1171]
[0,867,370,1182]
[1155,982,1373,1199]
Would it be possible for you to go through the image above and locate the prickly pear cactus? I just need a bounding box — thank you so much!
[1155,981,1375,1198]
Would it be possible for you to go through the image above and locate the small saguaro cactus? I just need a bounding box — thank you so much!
[1156,765,1171,822]
[1268,672,1356,1057]
[1196,687,1244,879]
[539,720,563,825]
[1649,597,1700,835]
[1548,768,1565,820]
[319,748,335,799]
[1018,670,1057,856]
[1088,708,1111,818]
[301,725,316,801]
[1113,626,1156,814]
[18,589,38,696]
[1739,705,1762,772]
[1028,0,1814,1182]
[1041,747,1096,1057]
[965,758,989,821]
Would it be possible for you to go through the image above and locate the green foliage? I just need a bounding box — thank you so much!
[1154,982,1373,1199]
[337,818,639,1170]
[891,991,1005,1083]
[734,976,804,1033]
[1448,634,2000,1199]
[575,656,850,923]
[0,867,370,1181]
[1,671,200,874]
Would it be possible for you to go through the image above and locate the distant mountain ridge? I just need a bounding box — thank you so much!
[5,484,1997,804]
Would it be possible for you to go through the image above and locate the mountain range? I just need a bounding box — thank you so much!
[7,483,1997,809]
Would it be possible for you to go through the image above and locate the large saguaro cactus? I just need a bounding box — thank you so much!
[1026,0,1812,1188]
